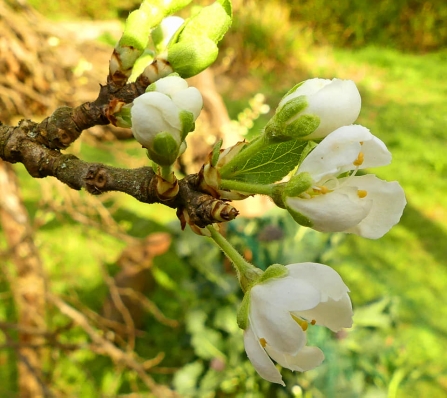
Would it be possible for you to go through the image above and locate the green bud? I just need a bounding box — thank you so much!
[167,38,219,78]
[117,10,153,70]
[148,132,180,166]
[179,0,232,43]
[165,0,193,14]
[165,0,232,77]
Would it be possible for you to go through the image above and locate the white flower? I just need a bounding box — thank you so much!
[244,262,352,385]
[284,125,406,238]
[131,75,203,165]
[270,78,361,140]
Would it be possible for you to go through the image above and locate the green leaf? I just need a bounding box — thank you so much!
[222,139,307,184]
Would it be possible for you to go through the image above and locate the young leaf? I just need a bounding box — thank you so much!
[222,139,307,184]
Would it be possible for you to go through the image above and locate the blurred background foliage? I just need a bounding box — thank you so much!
[1,0,447,397]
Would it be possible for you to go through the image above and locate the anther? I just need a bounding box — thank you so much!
[353,152,364,166]
[259,338,267,348]
[357,189,367,198]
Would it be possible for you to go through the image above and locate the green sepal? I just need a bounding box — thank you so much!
[275,96,308,125]
[167,38,219,78]
[264,96,320,141]
[179,110,195,139]
[285,201,313,228]
[113,104,133,128]
[283,172,313,197]
[236,292,251,330]
[257,264,288,284]
[148,132,180,166]
[220,139,307,184]
[165,0,193,14]
[284,114,321,138]
[178,0,232,43]
[280,81,305,101]
[211,139,223,166]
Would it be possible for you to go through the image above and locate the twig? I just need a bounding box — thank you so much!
[48,294,171,396]
[116,287,179,328]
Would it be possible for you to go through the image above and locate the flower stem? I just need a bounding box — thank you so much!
[219,179,274,196]
[160,165,174,182]
[206,225,262,291]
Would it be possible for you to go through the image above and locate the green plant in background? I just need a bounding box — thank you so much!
[2,0,447,397]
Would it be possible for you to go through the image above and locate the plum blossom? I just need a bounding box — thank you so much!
[265,78,361,140]
[243,262,352,385]
[131,74,202,165]
[284,125,406,239]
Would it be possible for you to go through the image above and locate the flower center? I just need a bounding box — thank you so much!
[300,150,369,199]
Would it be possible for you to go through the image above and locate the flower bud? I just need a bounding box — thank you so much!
[164,0,232,78]
[131,75,203,166]
[265,78,361,141]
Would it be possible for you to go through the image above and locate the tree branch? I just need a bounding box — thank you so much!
[0,119,239,228]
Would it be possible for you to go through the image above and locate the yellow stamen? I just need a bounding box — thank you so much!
[353,152,364,166]
[310,319,316,325]
[357,189,368,198]
[292,315,309,331]
[313,185,329,195]
[259,338,267,348]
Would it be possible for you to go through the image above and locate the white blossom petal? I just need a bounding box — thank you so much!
[249,278,320,354]
[286,263,350,301]
[286,187,373,232]
[299,125,391,182]
[152,75,188,97]
[294,293,353,332]
[244,326,284,385]
[300,79,361,139]
[341,174,406,238]
[243,262,353,385]
[171,87,203,119]
[265,345,325,372]
[131,92,182,147]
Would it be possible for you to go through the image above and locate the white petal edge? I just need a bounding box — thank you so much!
[341,174,406,238]
[294,293,353,332]
[152,75,188,97]
[244,326,284,385]
[305,79,361,139]
[265,345,325,372]
[286,263,350,301]
[171,87,203,119]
